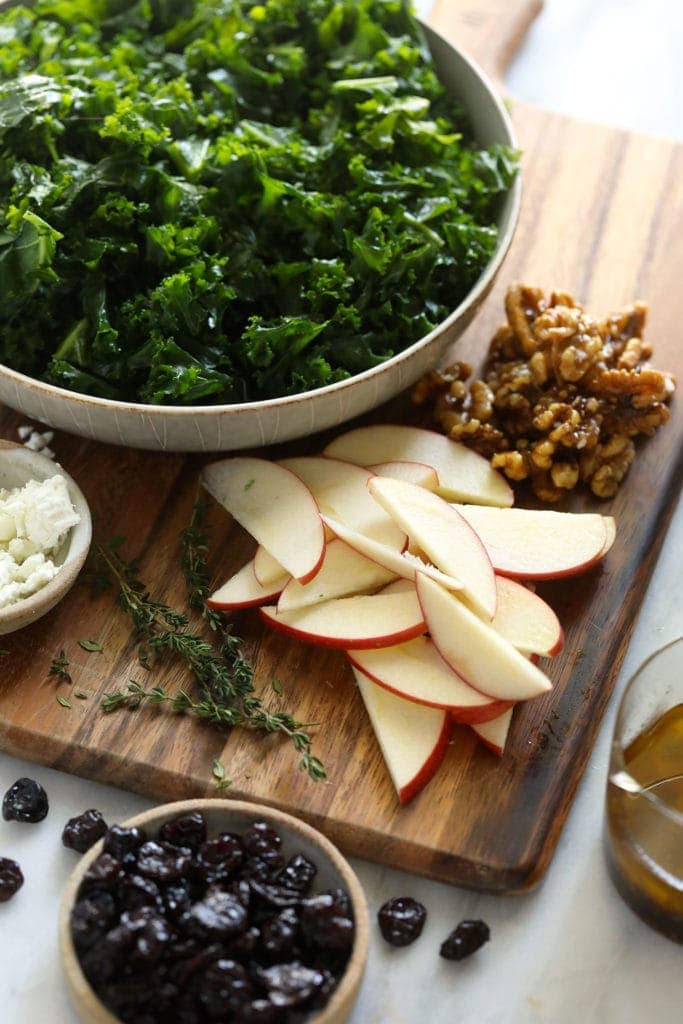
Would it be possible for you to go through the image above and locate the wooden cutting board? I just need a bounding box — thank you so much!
[0,0,681,894]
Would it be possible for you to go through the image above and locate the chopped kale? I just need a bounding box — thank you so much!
[0,0,518,405]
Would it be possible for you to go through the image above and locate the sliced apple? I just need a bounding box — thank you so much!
[279,456,405,549]
[368,460,439,491]
[253,545,288,587]
[471,707,514,757]
[601,515,617,556]
[490,575,564,657]
[368,475,496,620]
[202,457,325,584]
[347,637,510,723]
[321,514,466,593]
[351,664,451,804]
[277,538,396,612]
[451,504,613,579]
[207,558,289,610]
[259,587,425,650]
[324,424,513,506]
[417,574,553,702]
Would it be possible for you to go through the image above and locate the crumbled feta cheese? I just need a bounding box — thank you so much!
[0,475,80,608]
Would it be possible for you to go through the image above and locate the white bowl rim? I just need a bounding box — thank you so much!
[0,20,521,429]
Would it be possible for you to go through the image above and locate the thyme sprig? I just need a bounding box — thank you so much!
[97,505,326,782]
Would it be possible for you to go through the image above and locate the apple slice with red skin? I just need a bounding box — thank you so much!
[351,664,451,804]
[201,457,325,585]
[471,707,514,757]
[321,514,466,594]
[490,575,564,656]
[279,456,405,549]
[417,574,553,702]
[259,586,426,650]
[207,558,289,610]
[368,475,496,620]
[368,460,439,491]
[253,545,288,587]
[277,538,397,612]
[451,504,613,579]
[323,423,513,507]
[347,637,511,723]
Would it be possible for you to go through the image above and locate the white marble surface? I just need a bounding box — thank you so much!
[2,2,683,1022]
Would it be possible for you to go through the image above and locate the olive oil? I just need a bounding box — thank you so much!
[605,703,683,942]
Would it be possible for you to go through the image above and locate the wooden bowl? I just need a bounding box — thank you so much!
[59,798,370,1024]
[0,441,92,634]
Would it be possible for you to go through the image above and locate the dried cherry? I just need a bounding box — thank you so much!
[2,777,49,823]
[439,918,490,960]
[62,809,108,853]
[377,896,426,947]
[0,856,24,902]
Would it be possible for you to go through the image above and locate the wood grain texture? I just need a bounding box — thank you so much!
[0,0,681,892]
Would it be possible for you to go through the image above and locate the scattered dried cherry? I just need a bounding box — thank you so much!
[70,811,355,1024]
[439,918,490,960]
[2,777,49,823]
[62,809,108,853]
[377,896,427,947]
[0,856,24,902]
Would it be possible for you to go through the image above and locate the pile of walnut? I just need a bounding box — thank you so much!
[412,284,676,502]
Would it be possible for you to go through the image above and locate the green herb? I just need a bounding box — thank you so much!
[98,508,326,782]
[271,679,283,695]
[0,0,517,407]
[73,690,89,700]
[78,639,102,653]
[49,649,72,685]
[56,694,71,708]
[212,757,232,791]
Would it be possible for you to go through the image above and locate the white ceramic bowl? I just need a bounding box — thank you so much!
[0,441,92,634]
[0,23,520,453]
[59,798,370,1024]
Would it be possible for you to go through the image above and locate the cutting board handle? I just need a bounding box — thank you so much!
[428,0,543,84]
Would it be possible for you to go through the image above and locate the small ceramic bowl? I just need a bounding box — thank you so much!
[0,441,92,634]
[59,798,370,1024]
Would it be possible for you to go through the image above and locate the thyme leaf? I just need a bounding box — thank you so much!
[49,649,72,685]
[79,639,102,652]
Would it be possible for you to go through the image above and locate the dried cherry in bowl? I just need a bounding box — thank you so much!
[58,798,370,1024]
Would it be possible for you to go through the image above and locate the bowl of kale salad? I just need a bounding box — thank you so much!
[0,0,520,453]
